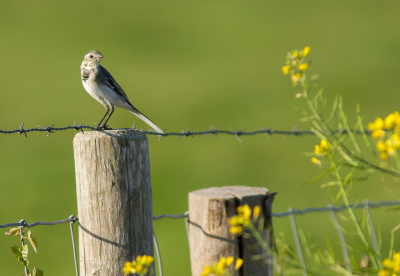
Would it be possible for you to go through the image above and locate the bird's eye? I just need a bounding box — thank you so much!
[89,55,93,58]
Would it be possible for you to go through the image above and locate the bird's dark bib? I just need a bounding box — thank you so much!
[82,70,90,82]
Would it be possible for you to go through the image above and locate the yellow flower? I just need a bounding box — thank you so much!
[320,140,329,151]
[392,134,400,148]
[295,93,302,98]
[226,257,234,266]
[292,60,297,66]
[311,157,321,165]
[291,73,301,83]
[242,205,251,220]
[380,152,389,159]
[135,264,143,272]
[145,256,154,266]
[229,216,238,225]
[253,206,261,219]
[387,146,395,156]
[379,270,391,276]
[229,226,243,235]
[377,141,386,152]
[383,258,394,269]
[394,264,400,273]
[136,256,142,263]
[314,145,322,154]
[375,117,384,129]
[217,257,226,271]
[394,252,400,263]
[292,52,299,59]
[367,122,376,131]
[303,46,311,57]
[314,140,329,154]
[282,66,290,75]
[298,63,308,71]
[203,265,212,276]
[372,129,385,139]
[235,258,243,270]
[122,262,134,275]
[385,113,397,129]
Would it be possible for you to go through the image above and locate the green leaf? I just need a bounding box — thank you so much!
[21,244,29,260]
[339,97,361,154]
[5,227,20,236]
[10,245,28,266]
[31,267,43,276]
[337,147,359,167]
[28,230,38,253]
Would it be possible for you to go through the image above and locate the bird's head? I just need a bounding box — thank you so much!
[83,50,104,67]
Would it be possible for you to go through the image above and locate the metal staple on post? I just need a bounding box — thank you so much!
[184,211,190,245]
[69,215,79,276]
[19,223,29,276]
[289,208,307,276]
[329,205,351,271]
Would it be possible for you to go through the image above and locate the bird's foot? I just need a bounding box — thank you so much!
[94,123,111,130]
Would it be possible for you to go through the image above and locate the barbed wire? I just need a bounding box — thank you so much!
[151,199,400,220]
[0,122,372,141]
[2,200,398,275]
[0,215,79,276]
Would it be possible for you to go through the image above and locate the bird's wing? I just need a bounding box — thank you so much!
[97,65,133,107]
[97,65,164,134]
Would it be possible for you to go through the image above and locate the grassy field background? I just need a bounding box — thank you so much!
[1,1,400,275]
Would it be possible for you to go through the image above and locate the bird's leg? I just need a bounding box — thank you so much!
[96,106,109,130]
[102,105,114,129]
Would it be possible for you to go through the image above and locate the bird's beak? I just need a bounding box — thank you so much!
[99,55,105,58]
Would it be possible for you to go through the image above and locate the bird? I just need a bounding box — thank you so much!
[80,50,164,134]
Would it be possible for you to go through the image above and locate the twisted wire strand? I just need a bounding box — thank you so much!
[0,122,371,140]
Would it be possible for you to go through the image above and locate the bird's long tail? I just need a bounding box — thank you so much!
[129,109,164,134]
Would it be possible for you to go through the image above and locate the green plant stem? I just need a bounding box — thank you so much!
[301,83,400,178]
[328,154,378,269]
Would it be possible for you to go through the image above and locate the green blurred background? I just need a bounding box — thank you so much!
[1,0,400,275]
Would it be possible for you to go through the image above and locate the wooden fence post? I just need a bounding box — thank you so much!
[73,130,154,276]
[188,186,275,276]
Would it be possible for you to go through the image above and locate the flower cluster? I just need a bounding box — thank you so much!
[368,112,400,159]
[379,252,400,276]
[281,46,311,87]
[122,255,154,275]
[311,139,330,165]
[201,256,243,276]
[229,205,260,235]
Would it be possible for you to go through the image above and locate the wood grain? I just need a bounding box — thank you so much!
[73,130,154,276]
[188,186,273,276]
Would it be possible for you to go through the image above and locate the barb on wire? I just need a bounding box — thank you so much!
[0,122,372,139]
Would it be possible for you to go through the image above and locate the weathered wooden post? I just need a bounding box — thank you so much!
[188,186,275,276]
[73,130,154,276]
